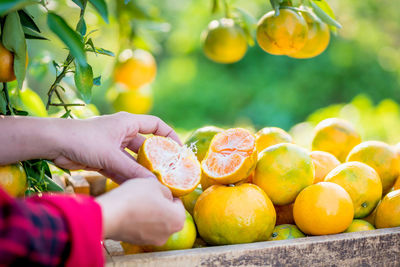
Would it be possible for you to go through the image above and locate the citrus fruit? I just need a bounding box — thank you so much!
[200,171,253,191]
[114,49,156,89]
[268,224,305,241]
[324,162,382,218]
[201,128,257,185]
[288,12,330,59]
[346,141,400,194]
[275,203,295,225]
[120,242,144,255]
[185,126,224,162]
[144,211,197,252]
[0,163,27,197]
[375,189,400,228]
[137,136,201,197]
[202,18,247,64]
[293,182,354,235]
[9,88,48,117]
[256,9,308,55]
[194,183,276,245]
[309,151,340,183]
[363,201,379,226]
[0,42,16,82]
[105,178,119,192]
[253,143,314,205]
[181,187,202,216]
[311,118,361,162]
[344,219,375,233]
[255,127,292,154]
[393,176,400,191]
[112,86,153,114]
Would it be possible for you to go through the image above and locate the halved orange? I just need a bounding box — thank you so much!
[201,128,257,185]
[137,136,201,197]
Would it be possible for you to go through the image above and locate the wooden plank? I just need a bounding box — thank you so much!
[105,227,400,267]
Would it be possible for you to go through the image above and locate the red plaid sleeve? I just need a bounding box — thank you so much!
[0,188,104,266]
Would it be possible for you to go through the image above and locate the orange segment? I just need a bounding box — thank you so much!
[138,136,201,197]
[201,128,257,185]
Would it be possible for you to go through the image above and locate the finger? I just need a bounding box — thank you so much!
[53,156,87,170]
[135,115,182,145]
[126,134,146,153]
[99,169,127,184]
[168,198,186,232]
[158,184,173,201]
[104,149,156,181]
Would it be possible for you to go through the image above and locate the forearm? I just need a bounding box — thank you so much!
[0,116,65,164]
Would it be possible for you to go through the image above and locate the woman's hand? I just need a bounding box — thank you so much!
[96,178,185,245]
[51,112,181,183]
[0,112,180,183]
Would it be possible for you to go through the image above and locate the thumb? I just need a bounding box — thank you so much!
[104,149,156,180]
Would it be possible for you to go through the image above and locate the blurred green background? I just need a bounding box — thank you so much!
[21,0,400,144]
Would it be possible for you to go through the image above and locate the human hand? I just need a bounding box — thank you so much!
[52,112,181,184]
[96,178,185,245]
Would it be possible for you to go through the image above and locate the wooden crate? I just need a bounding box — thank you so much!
[105,227,400,266]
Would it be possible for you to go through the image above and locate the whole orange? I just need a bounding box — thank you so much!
[255,127,292,154]
[194,183,276,245]
[203,18,248,64]
[375,189,400,228]
[344,219,375,233]
[324,162,382,218]
[0,163,27,197]
[311,118,361,162]
[347,141,400,194]
[309,151,340,183]
[268,224,305,241]
[114,49,157,89]
[293,182,354,235]
[0,42,16,82]
[257,9,308,55]
[253,143,315,205]
[289,12,330,59]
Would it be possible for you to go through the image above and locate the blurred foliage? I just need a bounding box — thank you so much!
[290,94,400,149]
[22,0,400,133]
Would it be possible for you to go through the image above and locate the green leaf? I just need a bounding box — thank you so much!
[74,61,93,103]
[44,175,64,192]
[311,1,342,29]
[0,92,7,114]
[61,110,72,118]
[233,7,256,46]
[2,12,27,90]
[0,0,38,16]
[93,76,101,86]
[212,0,219,14]
[47,12,87,67]
[23,27,48,40]
[76,16,87,36]
[270,0,281,15]
[89,0,109,23]
[18,9,41,33]
[311,0,338,33]
[94,48,114,57]
[71,0,85,9]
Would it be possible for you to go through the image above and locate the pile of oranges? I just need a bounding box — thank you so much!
[122,117,400,254]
